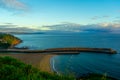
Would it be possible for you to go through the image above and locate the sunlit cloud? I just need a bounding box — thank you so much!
[98,22,111,27]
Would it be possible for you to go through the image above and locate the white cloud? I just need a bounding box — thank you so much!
[98,22,120,27]
[0,0,28,11]
[34,26,52,31]
[40,27,52,31]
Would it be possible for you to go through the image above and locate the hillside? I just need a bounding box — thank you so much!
[0,56,74,80]
[0,33,22,49]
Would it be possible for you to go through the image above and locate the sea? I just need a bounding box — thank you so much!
[14,32,120,79]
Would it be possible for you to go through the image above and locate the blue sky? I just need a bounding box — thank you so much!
[0,0,120,30]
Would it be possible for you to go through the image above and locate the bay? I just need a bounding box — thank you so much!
[15,33,120,79]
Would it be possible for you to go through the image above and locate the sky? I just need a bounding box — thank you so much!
[0,0,120,31]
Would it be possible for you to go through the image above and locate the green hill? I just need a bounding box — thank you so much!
[0,33,22,49]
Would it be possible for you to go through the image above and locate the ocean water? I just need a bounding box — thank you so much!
[14,33,120,79]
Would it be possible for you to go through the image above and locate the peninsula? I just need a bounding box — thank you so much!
[0,33,22,49]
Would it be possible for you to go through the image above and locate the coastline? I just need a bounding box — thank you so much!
[39,54,55,72]
[0,53,55,73]
[0,33,119,79]
[50,56,59,74]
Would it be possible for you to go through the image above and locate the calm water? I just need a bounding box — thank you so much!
[15,33,120,79]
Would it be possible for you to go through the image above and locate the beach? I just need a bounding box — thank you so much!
[0,53,55,73]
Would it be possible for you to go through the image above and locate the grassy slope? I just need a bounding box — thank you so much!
[0,56,75,80]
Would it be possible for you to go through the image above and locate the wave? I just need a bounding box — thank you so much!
[51,58,59,74]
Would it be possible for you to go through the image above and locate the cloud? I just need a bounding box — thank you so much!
[43,23,83,32]
[41,22,120,33]
[91,15,110,20]
[98,22,110,27]
[113,19,120,23]
[1,22,120,33]
[0,0,28,12]
[115,16,120,19]
[38,27,52,31]
[91,16,100,20]
[0,23,58,33]
[0,23,37,33]
[102,15,110,18]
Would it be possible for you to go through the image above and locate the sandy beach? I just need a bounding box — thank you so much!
[0,53,55,73]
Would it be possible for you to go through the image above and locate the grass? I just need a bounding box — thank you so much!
[0,56,75,80]
[78,73,117,80]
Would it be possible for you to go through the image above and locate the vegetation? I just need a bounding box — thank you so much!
[78,73,117,80]
[0,56,75,80]
[0,33,21,49]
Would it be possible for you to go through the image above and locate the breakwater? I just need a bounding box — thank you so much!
[46,48,117,54]
[0,47,117,54]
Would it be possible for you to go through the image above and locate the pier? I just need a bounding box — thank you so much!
[0,47,117,54]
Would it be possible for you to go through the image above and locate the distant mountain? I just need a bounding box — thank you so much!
[83,28,111,33]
